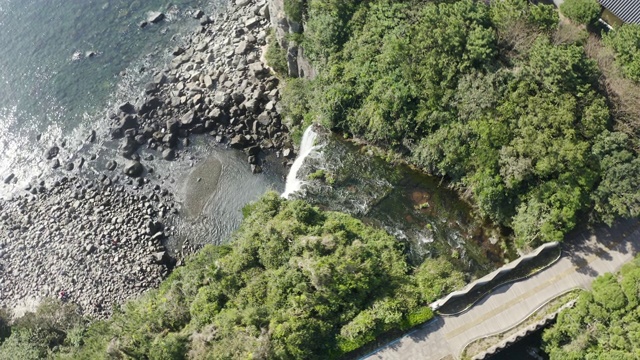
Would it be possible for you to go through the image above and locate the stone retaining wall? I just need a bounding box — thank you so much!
[430,242,560,311]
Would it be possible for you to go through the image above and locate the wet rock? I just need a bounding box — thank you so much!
[87,130,97,143]
[106,160,118,171]
[180,111,196,126]
[118,114,138,133]
[148,12,165,24]
[172,47,185,56]
[193,9,205,19]
[45,146,59,160]
[229,135,248,149]
[166,119,179,134]
[119,102,136,114]
[283,148,294,158]
[162,149,176,161]
[123,161,144,177]
[3,173,15,184]
[65,162,74,171]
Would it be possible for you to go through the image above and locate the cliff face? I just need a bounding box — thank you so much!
[267,0,316,79]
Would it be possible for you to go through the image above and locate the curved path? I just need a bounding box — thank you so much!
[365,219,640,360]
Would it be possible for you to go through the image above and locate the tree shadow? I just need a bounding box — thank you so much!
[563,218,640,276]
[362,317,447,359]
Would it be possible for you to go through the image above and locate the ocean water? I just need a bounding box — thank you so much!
[0,0,222,192]
[0,0,287,245]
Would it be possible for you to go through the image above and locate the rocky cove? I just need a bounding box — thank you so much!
[0,0,505,321]
[0,0,295,318]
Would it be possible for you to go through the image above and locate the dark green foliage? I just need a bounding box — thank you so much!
[284,0,307,24]
[591,131,640,225]
[286,0,640,248]
[0,299,85,359]
[560,0,601,25]
[266,33,289,76]
[0,309,10,343]
[8,194,463,359]
[603,24,640,82]
[543,258,640,359]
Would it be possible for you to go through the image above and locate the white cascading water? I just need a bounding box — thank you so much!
[282,125,319,198]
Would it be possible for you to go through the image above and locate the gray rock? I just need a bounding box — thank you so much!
[119,102,136,114]
[172,47,185,56]
[162,149,176,161]
[257,112,272,126]
[229,135,248,149]
[203,75,213,89]
[3,173,15,184]
[123,161,144,177]
[214,92,232,108]
[193,9,205,19]
[283,148,294,158]
[118,115,138,132]
[87,130,97,143]
[166,119,179,134]
[85,244,97,254]
[45,146,59,160]
[180,111,196,126]
[235,41,249,55]
[245,17,260,29]
[152,251,168,264]
[106,160,118,171]
[148,12,165,24]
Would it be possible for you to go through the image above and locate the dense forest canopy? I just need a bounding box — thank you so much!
[543,257,640,359]
[282,0,640,249]
[0,194,464,359]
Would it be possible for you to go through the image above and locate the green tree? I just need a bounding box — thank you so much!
[560,0,601,25]
[544,258,640,359]
[603,24,640,82]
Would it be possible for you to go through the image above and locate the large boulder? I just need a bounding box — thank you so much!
[148,12,165,24]
[123,161,144,177]
[162,149,176,161]
[166,119,179,134]
[118,114,138,132]
[118,102,136,114]
[229,135,248,149]
[138,96,163,115]
[44,146,59,160]
[180,111,196,126]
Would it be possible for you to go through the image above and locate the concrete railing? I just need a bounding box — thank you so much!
[468,296,577,360]
[430,242,560,312]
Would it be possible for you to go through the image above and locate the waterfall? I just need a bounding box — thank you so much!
[282,126,319,199]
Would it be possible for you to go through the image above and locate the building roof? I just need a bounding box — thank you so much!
[600,0,640,24]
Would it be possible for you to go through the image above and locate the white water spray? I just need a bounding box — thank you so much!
[282,126,319,198]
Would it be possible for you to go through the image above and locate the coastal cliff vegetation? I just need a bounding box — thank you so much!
[281,0,640,249]
[0,193,463,359]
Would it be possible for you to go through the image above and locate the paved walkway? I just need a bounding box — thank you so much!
[365,219,640,360]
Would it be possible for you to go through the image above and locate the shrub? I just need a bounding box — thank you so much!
[284,0,307,24]
[265,35,289,76]
[560,0,601,25]
[603,24,640,82]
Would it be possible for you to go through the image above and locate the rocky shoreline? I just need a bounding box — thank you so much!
[0,0,294,318]
[108,0,294,176]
